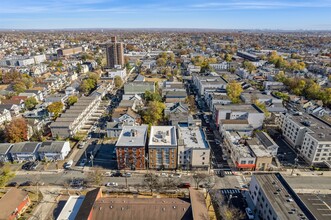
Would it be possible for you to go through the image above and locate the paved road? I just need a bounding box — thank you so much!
[12,168,242,189]
[284,176,331,190]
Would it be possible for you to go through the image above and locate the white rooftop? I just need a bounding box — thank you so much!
[56,196,84,220]
[149,126,177,146]
[116,125,148,147]
[178,125,208,149]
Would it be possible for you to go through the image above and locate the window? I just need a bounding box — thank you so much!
[241,160,247,164]
[202,162,204,165]
[248,160,254,164]
[202,157,205,160]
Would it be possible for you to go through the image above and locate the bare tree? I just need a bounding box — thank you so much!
[224,207,246,220]
[161,177,179,190]
[143,173,160,195]
[192,173,208,189]
[204,176,216,199]
[87,166,103,186]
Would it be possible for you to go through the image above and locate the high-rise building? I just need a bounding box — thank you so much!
[106,36,124,69]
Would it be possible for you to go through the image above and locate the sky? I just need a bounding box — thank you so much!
[0,0,331,30]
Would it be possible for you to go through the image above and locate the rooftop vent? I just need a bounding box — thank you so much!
[173,206,176,209]
[162,208,166,211]
[121,207,125,210]
[110,206,113,209]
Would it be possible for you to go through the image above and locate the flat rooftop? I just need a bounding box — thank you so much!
[298,193,331,220]
[56,196,85,220]
[246,139,273,157]
[253,173,313,220]
[178,125,208,149]
[214,104,264,113]
[149,126,177,147]
[289,113,331,141]
[116,125,148,147]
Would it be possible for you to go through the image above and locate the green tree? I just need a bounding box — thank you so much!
[304,81,321,100]
[156,58,166,67]
[226,81,243,103]
[76,63,82,73]
[13,81,27,93]
[243,61,256,73]
[114,76,123,88]
[321,88,331,106]
[144,90,162,103]
[292,79,306,96]
[67,96,78,106]
[25,97,38,110]
[143,173,160,195]
[225,53,232,62]
[254,101,271,117]
[47,102,64,118]
[4,118,28,143]
[143,101,165,125]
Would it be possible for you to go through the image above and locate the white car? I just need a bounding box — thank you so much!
[103,172,112,177]
[245,208,254,220]
[105,182,118,187]
[161,173,168,177]
[173,173,182,178]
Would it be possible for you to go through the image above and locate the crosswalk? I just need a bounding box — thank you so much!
[220,189,241,196]
[214,170,233,175]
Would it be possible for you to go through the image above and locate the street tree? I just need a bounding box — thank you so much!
[162,177,179,190]
[185,95,197,113]
[143,173,160,195]
[224,207,246,220]
[25,97,38,110]
[67,96,78,106]
[114,76,123,88]
[192,173,208,189]
[226,81,243,103]
[144,90,162,103]
[87,166,103,186]
[47,102,64,118]
[4,118,28,143]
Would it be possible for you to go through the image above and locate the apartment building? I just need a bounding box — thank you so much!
[192,74,227,96]
[214,104,265,129]
[116,125,148,170]
[57,47,82,57]
[177,124,210,170]
[50,96,100,138]
[148,126,177,170]
[249,173,313,220]
[106,36,124,68]
[278,113,331,166]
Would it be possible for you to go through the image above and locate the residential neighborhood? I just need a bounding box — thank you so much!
[0,29,331,220]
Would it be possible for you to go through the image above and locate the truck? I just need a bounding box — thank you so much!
[64,160,74,169]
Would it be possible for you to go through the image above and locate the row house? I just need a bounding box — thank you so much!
[0,108,12,125]
[50,96,100,138]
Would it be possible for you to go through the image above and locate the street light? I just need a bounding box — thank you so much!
[291,156,299,175]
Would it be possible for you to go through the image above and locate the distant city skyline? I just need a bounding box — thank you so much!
[1,0,331,30]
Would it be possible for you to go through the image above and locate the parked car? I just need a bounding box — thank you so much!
[219,170,225,177]
[215,139,220,145]
[105,182,118,187]
[178,183,191,188]
[112,172,123,177]
[6,182,18,187]
[64,160,74,169]
[245,208,254,220]
[161,173,168,177]
[78,141,86,149]
[20,181,33,186]
[173,173,182,178]
[22,162,33,170]
[79,159,87,166]
[122,172,132,177]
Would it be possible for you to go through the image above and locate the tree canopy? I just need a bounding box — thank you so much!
[47,102,64,118]
[226,81,243,103]
[4,118,28,143]
[67,96,78,106]
[114,76,123,88]
[25,97,38,110]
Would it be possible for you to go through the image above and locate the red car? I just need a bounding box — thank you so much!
[178,183,191,188]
